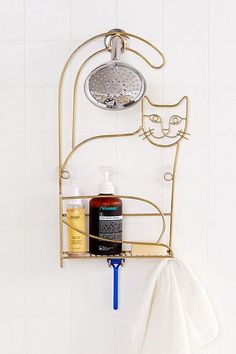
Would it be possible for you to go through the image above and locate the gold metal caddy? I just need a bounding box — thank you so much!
[57,30,189,267]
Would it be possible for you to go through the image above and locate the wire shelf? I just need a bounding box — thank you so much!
[63,251,173,260]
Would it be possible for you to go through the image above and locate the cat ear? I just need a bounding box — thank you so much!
[142,96,154,107]
[176,96,188,119]
[177,96,188,106]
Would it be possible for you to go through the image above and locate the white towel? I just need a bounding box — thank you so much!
[127,258,219,354]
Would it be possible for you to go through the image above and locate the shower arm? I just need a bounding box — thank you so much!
[110,35,122,61]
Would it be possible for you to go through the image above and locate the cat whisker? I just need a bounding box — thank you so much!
[138,131,149,140]
[178,133,189,140]
[181,135,189,140]
[139,128,154,140]
[138,132,146,137]
[142,131,152,140]
[177,131,188,140]
[178,129,190,136]
[178,130,190,140]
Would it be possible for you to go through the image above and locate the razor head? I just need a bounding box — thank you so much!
[84,62,146,111]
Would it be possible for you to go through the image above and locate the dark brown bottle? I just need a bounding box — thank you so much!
[89,167,122,255]
[89,195,122,255]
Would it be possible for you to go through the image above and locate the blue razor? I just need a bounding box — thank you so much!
[108,259,124,310]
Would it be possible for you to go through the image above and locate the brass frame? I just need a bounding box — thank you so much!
[58,30,188,267]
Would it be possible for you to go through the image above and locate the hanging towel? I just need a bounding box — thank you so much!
[127,258,219,354]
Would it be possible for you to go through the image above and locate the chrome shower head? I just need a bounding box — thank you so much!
[84,31,146,111]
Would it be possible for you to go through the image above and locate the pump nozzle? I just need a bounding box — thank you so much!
[99,166,115,195]
[68,182,83,207]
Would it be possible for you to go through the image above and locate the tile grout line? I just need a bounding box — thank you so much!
[69,2,73,354]
[207,0,210,292]
[161,0,164,214]
[23,1,27,353]
[116,0,118,28]
[206,1,210,352]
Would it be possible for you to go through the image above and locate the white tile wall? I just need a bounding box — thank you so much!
[26,315,71,354]
[0,316,26,353]
[71,0,117,40]
[0,88,25,133]
[25,134,57,178]
[0,134,25,178]
[0,41,24,87]
[25,41,70,87]
[25,88,58,134]
[0,272,25,315]
[0,0,24,40]
[164,0,208,41]
[0,0,235,353]
[25,0,70,40]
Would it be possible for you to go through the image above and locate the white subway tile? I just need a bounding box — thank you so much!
[175,179,207,220]
[0,0,24,40]
[71,269,111,315]
[117,0,163,44]
[71,315,115,354]
[26,271,70,315]
[71,97,117,140]
[117,137,163,180]
[164,0,208,41]
[0,134,24,178]
[25,179,58,224]
[0,272,25,315]
[209,40,236,87]
[209,87,236,133]
[25,0,70,40]
[0,88,24,134]
[66,258,109,273]
[210,0,236,41]
[25,41,70,87]
[116,103,144,133]
[173,178,208,273]
[0,225,25,272]
[207,270,236,354]
[25,88,57,134]
[0,42,24,87]
[67,138,117,182]
[71,0,116,40]
[174,219,208,275]
[25,224,59,271]
[0,316,25,354]
[177,132,208,182]
[27,315,70,354]
[25,134,57,179]
[208,224,236,271]
[209,133,236,180]
[0,180,25,225]
[208,179,236,227]
[164,41,208,88]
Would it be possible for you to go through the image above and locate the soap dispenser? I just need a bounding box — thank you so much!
[89,166,122,255]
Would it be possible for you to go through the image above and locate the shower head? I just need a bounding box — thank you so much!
[84,32,146,111]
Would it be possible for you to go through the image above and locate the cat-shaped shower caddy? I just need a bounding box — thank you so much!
[58,29,189,267]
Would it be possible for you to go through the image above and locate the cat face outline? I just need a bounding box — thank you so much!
[141,96,189,147]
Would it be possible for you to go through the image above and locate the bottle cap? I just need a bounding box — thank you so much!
[98,166,115,194]
[70,185,82,206]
